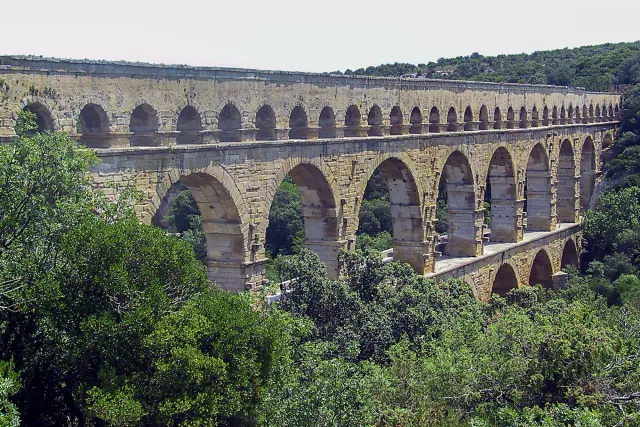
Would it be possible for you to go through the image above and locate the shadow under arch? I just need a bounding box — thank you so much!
[79,103,111,147]
[357,155,427,273]
[557,139,577,223]
[561,239,579,270]
[529,249,553,289]
[177,105,203,145]
[580,136,596,210]
[525,143,553,231]
[266,159,341,277]
[492,263,518,297]
[22,102,55,133]
[438,150,479,257]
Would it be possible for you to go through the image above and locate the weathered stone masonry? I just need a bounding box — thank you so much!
[0,56,620,298]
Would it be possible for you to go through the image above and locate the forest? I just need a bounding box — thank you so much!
[339,41,640,92]
[1,54,640,426]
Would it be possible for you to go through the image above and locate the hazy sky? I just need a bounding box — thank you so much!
[4,0,639,73]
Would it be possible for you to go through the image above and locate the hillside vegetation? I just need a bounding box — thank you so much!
[341,41,640,91]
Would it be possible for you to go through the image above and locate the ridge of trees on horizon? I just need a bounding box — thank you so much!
[336,41,640,92]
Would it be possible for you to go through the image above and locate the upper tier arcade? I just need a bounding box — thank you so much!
[0,55,621,147]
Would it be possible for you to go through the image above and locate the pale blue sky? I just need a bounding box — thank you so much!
[5,0,639,72]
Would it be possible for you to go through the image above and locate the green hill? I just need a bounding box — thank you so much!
[342,41,640,92]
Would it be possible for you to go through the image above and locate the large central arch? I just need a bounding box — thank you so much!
[557,139,577,223]
[486,147,519,242]
[440,151,481,257]
[525,143,553,231]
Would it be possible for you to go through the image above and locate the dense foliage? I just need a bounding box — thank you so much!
[341,41,640,91]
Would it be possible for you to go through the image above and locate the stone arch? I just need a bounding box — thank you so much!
[567,105,574,124]
[344,104,362,137]
[575,104,581,122]
[493,107,502,129]
[519,106,528,128]
[485,146,518,242]
[358,155,426,273]
[463,106,474,131]
[542,105,550,126]
[218,103,242,142]
[429,107,440,133]
[390,106,404,135]
[446,107,457,131]
[531,106,539,127]
[614,104,619,117]
[130,103,159,146]
[439,150,479,257]
[602,132,613,149]
[78,103,110,147]
[601,104,608,121]
[289,105,309,139]
[492,262,519,297]
[267,158,341,276]
[608,104,614,119]
[255,104,277,141]
[560,105,567,124]
[552,106,559,125]
[561,238,579,269]
[409,107,423,134]
[22,101,55,133]
[176,105,203,145]
[367,104,384,136]
[479,105,489,130]
[580,136,596,209]
[582,104,588,124]
[525,143,552,231]
[529,249,553,289]
[506,107,515,129]
[589,103,594,123]
[557,139,577,223]
[595,104,601,122]
[318,106,336,138]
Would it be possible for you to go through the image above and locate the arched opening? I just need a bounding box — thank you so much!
[218,104,242,142]
[130,103,159,146]
[567,105,574,124]
[390,106,403,135]
[529,249,553,289]
[601,105,608,121]
[479,105,489,130]
[552,106,559,125]
[429,107,440,133]
[519,106,528,128]
[153,174,246,291]
[595,105,601,122]
[22,102,55,133]
[485,147,518,242]
[589,104,594,123]
[266,163,339,277]
[603,133,613,149]
[531,106,539,127]
[438,151,478,257]
[557,139,577,223]
[463,106,474,131]
[367,105,383,136]
[580,137,596,210]
[542,106,550,126]
[525,143,552,231]
[561,239,579,269]
[446,107,458,132]
[582,105,588,124]
[608,105,614,119]
[176,106,202,145]
[255,105,277,141]
[493,107,502,129]
[506,107,515,129]
[358,158,426,273]
[409,107,423,134]
[344,105,362,137]
[319,107,337,138]
[614,104,620,117]
[560,105,567,125]
[575,105,581,123]
[493,263,518,297]
[289,106,309,140]
[78,103,110,147]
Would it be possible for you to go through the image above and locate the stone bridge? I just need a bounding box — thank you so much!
[0,56,620,300]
